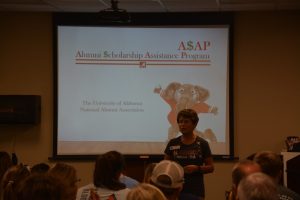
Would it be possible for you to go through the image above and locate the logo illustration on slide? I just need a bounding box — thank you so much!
[154,82,218,142]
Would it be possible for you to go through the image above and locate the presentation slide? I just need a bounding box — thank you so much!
[55,26,230,157]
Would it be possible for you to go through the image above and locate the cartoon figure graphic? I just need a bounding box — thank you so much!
[154,82,218,142]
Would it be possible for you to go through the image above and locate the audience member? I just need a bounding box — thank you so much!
[48,162,79,200]
[30,162,50,174]
[226,159,261,200]
[237,172,279,200]
[85,151,138,189]
[17,173,64,200]
[150,160,199,200]
[1,163,30,200]
[143,163,157,183]
[164,109,214,199]
[0,151,13,199]
[253,150,300,200]
[126,183,167,200]
[76,151,130,200]
[0,152,13,182]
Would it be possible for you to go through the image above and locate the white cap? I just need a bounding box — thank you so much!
[150,160,184,188]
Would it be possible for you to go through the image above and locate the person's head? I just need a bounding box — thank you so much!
[176,109,199,135]
[143,163,157,183]
[237,172,279,200]
[231,159,261,198]
[150,160,184,199]
[93,150,126,190]
[17,174,64,200]
[1,163,31,200]
[48,162,79,200]
[253,151,283,183]
[0,151,13,181]
[176,109,199,126]
[31,162,50,174]
[126,183,167,200]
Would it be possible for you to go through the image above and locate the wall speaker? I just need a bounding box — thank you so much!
[0,95,41,124]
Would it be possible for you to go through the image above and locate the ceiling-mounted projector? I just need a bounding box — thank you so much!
[98,0,131,23]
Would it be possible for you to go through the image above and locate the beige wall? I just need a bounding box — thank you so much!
[0,11,299,200]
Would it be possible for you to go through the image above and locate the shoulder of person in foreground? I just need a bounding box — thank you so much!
[98,187,131,200]
[76,183,130,200]
[76,183,95,200]
[119,173,139,188]
[277,185,300,200]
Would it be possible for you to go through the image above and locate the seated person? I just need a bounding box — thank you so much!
[17,173,64,200]
[150,160,199,200]
[76,151,130,200]
[48,162,79,200]
[253,151,300,200]
[226,159,261,200]
[0,151,13,183]
[1,163,31,200]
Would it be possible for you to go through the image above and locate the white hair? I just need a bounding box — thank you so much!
[237,172,279,200]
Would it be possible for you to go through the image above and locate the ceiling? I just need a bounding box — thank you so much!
[0,0,300,13]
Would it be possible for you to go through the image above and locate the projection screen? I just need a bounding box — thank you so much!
[54,22,233,159]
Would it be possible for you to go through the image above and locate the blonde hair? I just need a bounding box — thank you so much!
[126,183,167,200]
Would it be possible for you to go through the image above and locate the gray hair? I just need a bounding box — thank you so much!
[237,172,279,200]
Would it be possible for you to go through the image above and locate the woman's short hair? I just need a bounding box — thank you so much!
[126,183,167,200]
[176,109,199,125]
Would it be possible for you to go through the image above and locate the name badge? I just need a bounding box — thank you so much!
[170,145,180,150]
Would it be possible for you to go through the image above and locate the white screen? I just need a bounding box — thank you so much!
[56,25,231,157]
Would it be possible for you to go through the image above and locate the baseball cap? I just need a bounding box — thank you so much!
[150,160,184,189]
